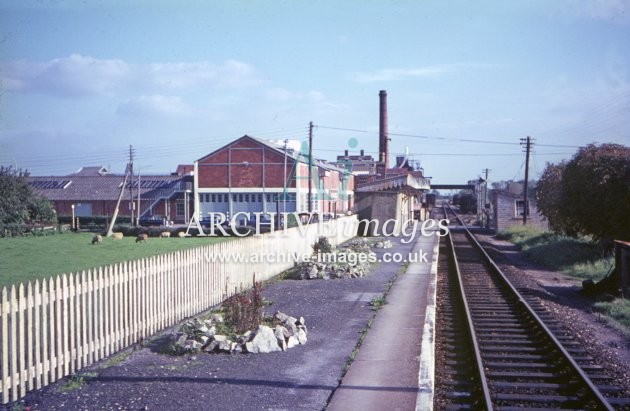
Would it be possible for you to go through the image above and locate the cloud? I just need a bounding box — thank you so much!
[350,63,495,83]
[265,88,343,109]
[148,59,263,90]
[1,54,130,97]
[576,0,630,22]
[0,54,265,98]
[553,0,630,24]
[116,95,192,117]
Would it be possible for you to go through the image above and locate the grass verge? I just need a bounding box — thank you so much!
[0,232,231,287]
[496,225,612,280]
[496,225,628,334]
[593,299,630,334]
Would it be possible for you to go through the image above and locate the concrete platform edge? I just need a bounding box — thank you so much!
[416,235,440,411]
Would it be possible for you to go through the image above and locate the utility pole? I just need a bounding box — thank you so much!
[128,145,135,226]
[136,168,141,226]
[482,168,490,227]
[106,151,133,237]
[520,136,532,225]
[283,139,288,217]
[308,121,313,213]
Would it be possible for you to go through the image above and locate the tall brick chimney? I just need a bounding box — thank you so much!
[379,90,389,169]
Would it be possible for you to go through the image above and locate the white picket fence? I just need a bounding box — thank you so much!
[0,216,358,403]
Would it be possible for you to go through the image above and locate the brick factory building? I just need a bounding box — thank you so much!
[194,135,355,223]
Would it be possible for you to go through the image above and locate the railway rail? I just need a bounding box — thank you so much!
[434,203,630,410]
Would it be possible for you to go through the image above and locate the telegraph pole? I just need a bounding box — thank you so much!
[283,139,288,217]
[520,137,532,225]
[128,145,135,226]
[308,121,313,213]
[482,168,490,227]
[106,148,133,237]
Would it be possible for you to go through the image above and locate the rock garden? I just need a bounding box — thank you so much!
[165,280,308,355]
[296,236,393,280]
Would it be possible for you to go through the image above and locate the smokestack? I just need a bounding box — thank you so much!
[360,149,364,156]
[344,149,349,157]
[379,90,389,168]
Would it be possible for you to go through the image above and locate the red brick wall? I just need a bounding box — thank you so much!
[198,137,296,189]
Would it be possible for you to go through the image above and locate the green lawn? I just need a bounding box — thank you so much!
[0,232,231,288]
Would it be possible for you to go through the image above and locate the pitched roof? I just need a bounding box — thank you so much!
[356,174,431,192]
[28,174,191,201]
[70,166,110,176]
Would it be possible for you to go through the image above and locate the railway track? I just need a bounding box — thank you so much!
[434,203,630,410]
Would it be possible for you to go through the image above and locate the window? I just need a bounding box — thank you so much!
[199,194,204,203]
[224,194,228,202]
[245,194,249,202]
[239,194,243,202]
[258,194,262,202]
[217,194,222,203]
[205,194,210,202]
[233,194,237,202]
[515,200,530,217]
[266,194,272,203]
[211,194,216,202]
[176,202,185,216]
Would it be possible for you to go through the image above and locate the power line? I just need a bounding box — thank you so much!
[317,124,528,147]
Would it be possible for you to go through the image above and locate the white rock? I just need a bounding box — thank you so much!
[287,336,299,349]
[297,329,308,345]
[274,326,288,351]
[246,325,282,353]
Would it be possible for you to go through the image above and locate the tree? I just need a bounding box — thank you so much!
[536,144,630,243]
[562,144,630,243]
[0,166,56,226]
[536,161,578,235]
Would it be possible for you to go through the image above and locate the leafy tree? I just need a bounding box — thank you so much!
[28,195,57,223]
[536,161,578,235]
[0,166,56,225]
[562,143,630,243]
[536,144,630,243]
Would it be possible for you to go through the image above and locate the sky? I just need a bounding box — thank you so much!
[1,0,629,184]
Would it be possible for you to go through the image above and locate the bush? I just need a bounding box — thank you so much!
[223,279,264,334]
[0,223,62,238]
[57,215,132,227]
[109,225,187,238]
[313,236,333,254]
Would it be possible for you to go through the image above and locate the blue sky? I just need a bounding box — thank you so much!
[1,0,629,184]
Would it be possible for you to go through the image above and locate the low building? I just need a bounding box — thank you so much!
[491,190,548,232]
[194,135,355,223]
[354,173,431,235]
[28,166,194,224]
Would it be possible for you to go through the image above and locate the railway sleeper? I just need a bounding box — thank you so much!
[605,396,630,407]
[493,393,583,406]
[482,345,548,353]
[484,361,561,370]
[491,381,574,391]
[485,370,562,380]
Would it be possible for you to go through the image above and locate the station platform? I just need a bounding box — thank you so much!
[327,233,439,411]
